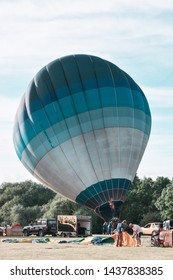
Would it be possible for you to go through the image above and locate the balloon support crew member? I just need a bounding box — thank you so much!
[116,220,127,247]
[129,223,143,246]
[102,222,107,234]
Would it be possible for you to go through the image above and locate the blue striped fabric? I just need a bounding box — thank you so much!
[76,178,131,206]
[13,54,152,220]
[14,55,151,163]
[76,178,131,220]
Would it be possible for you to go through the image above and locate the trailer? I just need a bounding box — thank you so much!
[57,215,92,237]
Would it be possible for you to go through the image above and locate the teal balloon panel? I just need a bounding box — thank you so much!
[13,54,151,221]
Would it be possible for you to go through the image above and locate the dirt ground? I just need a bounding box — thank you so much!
[0,235,173,260]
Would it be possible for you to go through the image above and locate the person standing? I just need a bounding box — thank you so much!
[111,217,119,232]
[102,221,108,234]
[129,223,143,246]
[108,221,113,235]
[116,220,127,247]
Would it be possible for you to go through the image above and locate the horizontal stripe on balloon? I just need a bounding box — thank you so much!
[18,128,148,197]
[14,106,150,160]
[16,86,150,128]
[76,178,131,205]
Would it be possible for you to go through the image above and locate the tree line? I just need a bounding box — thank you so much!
[0,176,173,233]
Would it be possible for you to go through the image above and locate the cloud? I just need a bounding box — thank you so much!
[1,0,173,61]
[0,0,173,183]
[144,87,173,108]
[138,133,173,179]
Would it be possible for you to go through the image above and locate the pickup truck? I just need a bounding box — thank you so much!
[23,218,57,237]
[141,222,163,235]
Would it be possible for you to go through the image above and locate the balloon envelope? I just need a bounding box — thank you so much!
[13,54,151,220]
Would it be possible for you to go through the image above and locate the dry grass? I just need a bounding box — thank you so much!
[0,235,173,260]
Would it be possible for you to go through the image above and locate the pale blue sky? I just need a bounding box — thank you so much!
[0,0,173,184]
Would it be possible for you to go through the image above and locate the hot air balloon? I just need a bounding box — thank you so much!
[13,54,151,221]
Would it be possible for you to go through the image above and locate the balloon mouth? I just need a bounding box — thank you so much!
[95,200,123,221]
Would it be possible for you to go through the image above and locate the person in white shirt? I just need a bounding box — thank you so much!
[129,223,143,246]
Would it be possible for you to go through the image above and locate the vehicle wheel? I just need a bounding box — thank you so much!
[23,230,29,236]
[61,232,66,238]
[152,230,158,235]
[38,230,44,237]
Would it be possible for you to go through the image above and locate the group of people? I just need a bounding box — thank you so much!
[102,219,143,247]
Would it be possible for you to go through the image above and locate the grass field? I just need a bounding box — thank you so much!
[0,235,173,260]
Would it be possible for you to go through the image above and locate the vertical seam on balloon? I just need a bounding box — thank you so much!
[102,58,117,202]
[120,71,135,201]
[30,73,86,195]
[45,63,88,191]
[32,74,56,153]
[16,111,33,174]
[133,90,151,176]
[23,82,49,165]
[22,83,55,186]
[77,191,101,209]
[88,55,111,204]
[73,54,106,206]
[13,105,25,159]
[31,76,70,183]
[44,66,88,191]
[105,62,120,202]
[59,57,103,206]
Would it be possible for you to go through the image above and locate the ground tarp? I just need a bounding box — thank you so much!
[1,238,19,243]
[1,233,136,246]
[111,232,136,247]
[90,236,115,245]
[76,232,136,247]
[1,238,50,243]
[80,232,135,246]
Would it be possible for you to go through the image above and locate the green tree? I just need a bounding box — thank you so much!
[12,204,43,226]
[43,194,79,218]
[120,176,162,225]
[0,181,55,225]
[21,181,56,207]
[152,177,170,201]
[0,176,172,231]
[120,175,144,224]
[140,212,161,226]
[155,180,173,220]
[0,182,21,207]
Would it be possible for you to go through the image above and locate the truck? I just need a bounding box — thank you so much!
[57,215,92,237]
[23,218,57,237]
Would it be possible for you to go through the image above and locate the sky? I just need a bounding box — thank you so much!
[0,0,173,185]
